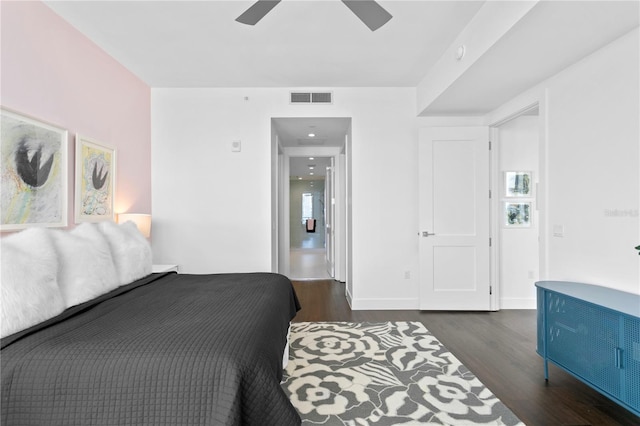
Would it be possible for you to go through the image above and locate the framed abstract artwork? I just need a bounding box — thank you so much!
[504,202,531,228]
[504,171,532,197]
[75,135,116,222]
[1,108,68,231]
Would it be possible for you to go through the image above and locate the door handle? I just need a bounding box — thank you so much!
[422,231,435,237]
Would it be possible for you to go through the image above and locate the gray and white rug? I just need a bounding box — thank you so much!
[281,322,524,426]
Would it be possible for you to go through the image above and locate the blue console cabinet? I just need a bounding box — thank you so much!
[536,281,640,417]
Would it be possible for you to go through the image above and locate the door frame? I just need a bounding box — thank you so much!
[418,126,491,310]
[325,157,336,278]
[487,93,548,310]
[272,138,349,281]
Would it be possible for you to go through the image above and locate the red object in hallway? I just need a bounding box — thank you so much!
[306,219,316,233]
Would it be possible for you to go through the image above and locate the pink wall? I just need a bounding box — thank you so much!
[1,0,151,226]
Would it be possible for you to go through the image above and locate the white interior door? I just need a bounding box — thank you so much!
[419,126,491,310]
[325,159,336,277]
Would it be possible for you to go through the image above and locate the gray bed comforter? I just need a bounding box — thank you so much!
[1,272,301,426]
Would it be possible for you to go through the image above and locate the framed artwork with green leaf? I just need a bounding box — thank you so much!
[75,134,116,223]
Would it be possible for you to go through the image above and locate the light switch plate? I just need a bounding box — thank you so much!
[231,140,241,152]
[553,224,564,237]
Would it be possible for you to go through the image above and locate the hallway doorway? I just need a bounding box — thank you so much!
[271,117,351,282]
[490,104,542,309]
[289,172,331,279]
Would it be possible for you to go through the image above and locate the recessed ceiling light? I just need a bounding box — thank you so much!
[309,166,315,170]
[309,157,315,160]
[310,172,314,176]
[298,177,302,180]
[308,133,315,138]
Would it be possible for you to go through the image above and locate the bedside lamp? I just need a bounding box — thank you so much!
[117,213,151,238]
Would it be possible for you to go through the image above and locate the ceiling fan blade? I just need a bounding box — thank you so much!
[341,0,392,31]
[236,0,281,25]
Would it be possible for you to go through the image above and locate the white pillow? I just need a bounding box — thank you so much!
[0,227,65,338]
[50,223,119,308]
[98,220,152,285]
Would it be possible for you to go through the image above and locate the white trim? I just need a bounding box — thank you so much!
[485,85,549,303]
[499,298,536,310]
[345,285,354,309]
[489,128,500,311]
[350,297,419,311]
[484,85,544,127]
[280,152,291,276]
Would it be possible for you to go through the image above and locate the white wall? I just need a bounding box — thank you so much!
[544,28,639,292]
[498,115,539,308]
[152,88,420,307]
[487,28,639,295]
[151,28,639,307]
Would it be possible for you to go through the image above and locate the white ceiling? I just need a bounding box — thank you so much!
[44,0,484,88]
[289,156,334,180]
[423,0,640,115]
[43,1,639,100]
[43,0,639,156]
[273,117,350,179]
[273,117,350,148]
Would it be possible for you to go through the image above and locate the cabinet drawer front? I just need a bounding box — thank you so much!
[624,317,640,407]
[545,291,621,398]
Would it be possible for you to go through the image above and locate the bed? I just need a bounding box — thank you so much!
[1,223,301,425]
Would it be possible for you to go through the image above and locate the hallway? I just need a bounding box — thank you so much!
[289,231,331,280]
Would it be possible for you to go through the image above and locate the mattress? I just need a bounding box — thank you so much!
[1,272,301,425]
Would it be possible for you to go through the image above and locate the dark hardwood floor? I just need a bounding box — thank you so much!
[291,280,640,426]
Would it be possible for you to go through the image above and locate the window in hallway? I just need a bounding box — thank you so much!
[302,192,313,225]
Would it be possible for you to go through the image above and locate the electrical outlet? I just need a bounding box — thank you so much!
[404,271,411,280]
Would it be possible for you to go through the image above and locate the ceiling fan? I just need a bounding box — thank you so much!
[236,0,392,32]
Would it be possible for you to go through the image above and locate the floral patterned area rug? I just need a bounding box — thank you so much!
[281,322,525,426]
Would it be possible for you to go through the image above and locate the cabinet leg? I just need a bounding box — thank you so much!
[544,359,549,381]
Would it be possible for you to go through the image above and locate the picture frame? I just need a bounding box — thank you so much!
[504,202,531,227]
[75,134,116,223]
[504,171,532,197]
[1,108,68,231]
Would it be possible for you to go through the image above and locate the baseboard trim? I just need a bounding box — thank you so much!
[500,298,536,309]
[345,286,353,309]
[347,296,535,310]
[350,297,419,310]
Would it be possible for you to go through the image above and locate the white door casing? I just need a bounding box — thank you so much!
[325,159,336,278]
[419,126,491,310]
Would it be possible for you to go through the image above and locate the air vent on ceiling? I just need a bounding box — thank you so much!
[311,92,332,103]
[290,91,333,104]
[290,92,311,103]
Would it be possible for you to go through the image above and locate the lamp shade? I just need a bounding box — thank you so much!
[117,213,151,238]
